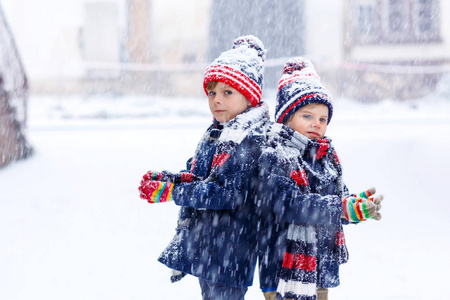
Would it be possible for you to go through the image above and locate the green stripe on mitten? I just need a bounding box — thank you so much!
[342,187,383,222]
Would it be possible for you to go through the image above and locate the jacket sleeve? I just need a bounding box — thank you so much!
[171,138,261,210]
[258,151,342,225]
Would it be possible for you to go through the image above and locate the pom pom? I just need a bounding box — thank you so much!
[282,57,314,75]
[233,35,266,61]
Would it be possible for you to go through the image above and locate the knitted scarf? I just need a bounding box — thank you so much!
[266,124,348,300]
[190,102,270,180]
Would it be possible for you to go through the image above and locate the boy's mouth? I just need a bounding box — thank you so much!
[307,131,320,138]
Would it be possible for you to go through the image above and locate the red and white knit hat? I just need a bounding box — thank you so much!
[203,35,266,107]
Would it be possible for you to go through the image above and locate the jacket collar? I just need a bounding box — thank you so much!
[268,122,332,159]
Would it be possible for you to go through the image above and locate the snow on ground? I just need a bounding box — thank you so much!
[1,91,450,299]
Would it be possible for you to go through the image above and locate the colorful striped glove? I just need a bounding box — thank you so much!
[139,180,174,203]
[139,170,199,203]
[342,187,383,222]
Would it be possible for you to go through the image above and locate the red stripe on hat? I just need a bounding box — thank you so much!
[278,72,320,90]
[204,64,262,106]
[205,64,262,97]
[277,93,330,123]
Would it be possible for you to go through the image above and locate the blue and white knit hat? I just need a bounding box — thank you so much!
[275,57,333,124]
[203,35,266,107]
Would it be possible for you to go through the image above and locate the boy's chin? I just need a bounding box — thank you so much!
[214,117,228,123]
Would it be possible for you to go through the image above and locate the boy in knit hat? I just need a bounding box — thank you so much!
[139,35,270,300]
[257,57,383,300]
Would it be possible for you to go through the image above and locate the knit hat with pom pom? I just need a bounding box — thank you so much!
[203,35,266,107]
[275,57,333,124]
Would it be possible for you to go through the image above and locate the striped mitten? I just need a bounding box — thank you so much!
[139,180,174,203]
[139,170,199,203]
[342,187,383,222]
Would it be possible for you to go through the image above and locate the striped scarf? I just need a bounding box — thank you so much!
[277,225,318,300]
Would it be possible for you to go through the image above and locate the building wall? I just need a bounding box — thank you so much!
[442,0,450,49]
[151,0,210,64]
[304,0,344,64]
[1,0,88,80]
[350,42,450,62]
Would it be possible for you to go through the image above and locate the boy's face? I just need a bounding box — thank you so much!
[207,82,251,123]
[286,103,329,139]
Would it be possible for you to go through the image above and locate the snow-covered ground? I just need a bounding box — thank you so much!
[1,90,450,299]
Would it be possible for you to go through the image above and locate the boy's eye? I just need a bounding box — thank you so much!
[320,118,328,123]
[224,90,233,95]
[302,114,311,119]
[208,91,216,96]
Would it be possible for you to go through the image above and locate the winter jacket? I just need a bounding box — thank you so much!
[158,102,270,287]
[257,122,349,296]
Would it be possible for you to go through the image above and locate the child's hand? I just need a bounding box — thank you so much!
[139,180,174,203]
[142,170,198,183]
[342,187,383,222]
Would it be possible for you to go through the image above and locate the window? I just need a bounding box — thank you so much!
[358,4,376,35]
[386,0,409,35]
[414,0,439,39]
[350,0,440,44]
[350,0,379,43]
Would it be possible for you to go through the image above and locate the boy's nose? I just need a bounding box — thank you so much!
[213,94,222,104]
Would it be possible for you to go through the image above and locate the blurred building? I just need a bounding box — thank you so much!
[338,0,449,100]
[2,0,450,100]
[207,0,450,100]
[76,0,450,100]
